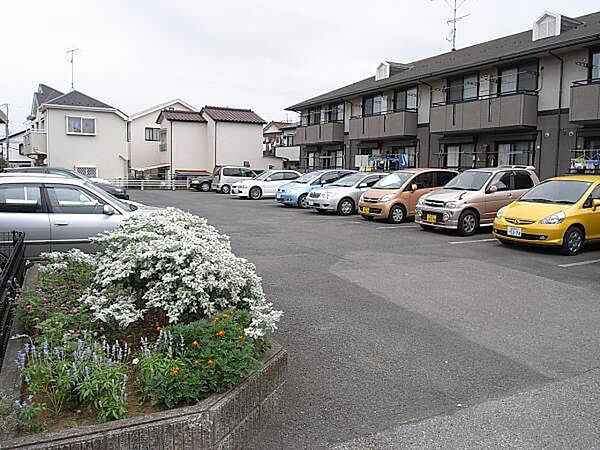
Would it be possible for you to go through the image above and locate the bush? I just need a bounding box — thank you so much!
[83,208,281,337]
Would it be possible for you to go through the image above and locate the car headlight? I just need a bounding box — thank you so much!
[539,211,566,225]
[380,194,394,202]
[445,201,458,208]
[417,197,426,206]
[496,207,506,219]
[359,193,365,202]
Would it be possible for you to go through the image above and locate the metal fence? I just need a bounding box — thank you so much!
[0,231,26,372]
[107,179,192,191]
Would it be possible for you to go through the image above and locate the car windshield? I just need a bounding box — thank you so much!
[254,171,274,181]
[519,180,592,205]
[294,171,321,184]
[444,171,491,191]
[84,181,137,211]
[373,172,413,189]
[332,173,364,187]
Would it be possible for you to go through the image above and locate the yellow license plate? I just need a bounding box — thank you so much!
[426,214,437,223]
[361,207,370,214]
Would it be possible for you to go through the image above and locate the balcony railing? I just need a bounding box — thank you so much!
[568,148,600,174]
[430,92,538,134]
[349,109,417,140]
[570,79,600,123]
[296,121,344,145]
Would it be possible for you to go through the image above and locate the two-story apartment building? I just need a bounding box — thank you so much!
[24,84,129,178]
[263,121,300,169]
[288,11,600,180]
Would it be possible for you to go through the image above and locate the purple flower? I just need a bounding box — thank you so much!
[15,351,26,370]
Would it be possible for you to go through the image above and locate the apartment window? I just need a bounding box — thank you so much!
[285,135,295,146]
[391,146,417,168]
[394,86,418,112]
[363,94,384,116]
[145,127,160,141]
[67,116,96,135]
[307,107,321,126]
[326,103,344,123]
[159,129,167,151]
[499,61,537,95]
[495,141,535,166]
[442,143,475,169]
[306,151,317,170]
[74,166,98,178]
[446,74,478,103]
[19,143,24,155]
[590,49,600,80]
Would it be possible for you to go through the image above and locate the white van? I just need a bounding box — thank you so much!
[212,166,258,194]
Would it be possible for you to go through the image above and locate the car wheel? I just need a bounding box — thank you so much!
[561,226,584,256]
[200,182,211,192]
[221,185,231,194]
[297,194,308,208]
[388,204,406,224]
[457,210,479,236]
[337,198,355,216]
[249,186,262,200]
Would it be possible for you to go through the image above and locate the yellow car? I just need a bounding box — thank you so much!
[494,175,600,255]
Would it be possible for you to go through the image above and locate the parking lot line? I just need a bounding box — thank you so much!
[375,225,419,229]
[558,258,600,268]
[448,238,497,245]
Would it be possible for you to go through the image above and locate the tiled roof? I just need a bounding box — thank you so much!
[156,110,207,123]
[201,106,266,124]
[35,84,64,106]
[45,90,114,109]
[0,109,6,125]
[288,10,600,110]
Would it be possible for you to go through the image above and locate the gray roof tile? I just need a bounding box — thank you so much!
[201,106,266,124]
[45,90,114,109]
[156,110,207,123]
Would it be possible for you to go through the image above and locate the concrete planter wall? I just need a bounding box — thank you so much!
[0,267,287,450]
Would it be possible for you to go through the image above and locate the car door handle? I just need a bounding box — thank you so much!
[54,222,69,226]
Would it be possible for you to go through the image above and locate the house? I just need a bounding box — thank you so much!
[128,99,197,179]
[24,84,129,178]
[263,121,300,169]
[0,130,33,167]
[287,10,600,179]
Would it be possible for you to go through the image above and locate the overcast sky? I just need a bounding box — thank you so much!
[2,0,599,134]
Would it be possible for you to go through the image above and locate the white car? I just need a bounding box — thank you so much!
[231,170,301,199]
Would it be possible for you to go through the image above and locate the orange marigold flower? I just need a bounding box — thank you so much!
[215,330,225,338]
[171,367,180,376]
[193,359,200,366]
[191,341,198,347]
[207,359,214,366]
[155,325,161,332]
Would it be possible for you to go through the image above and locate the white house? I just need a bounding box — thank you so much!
[24,84,129,179]
[0,130,33,167]
[263,121,300,169]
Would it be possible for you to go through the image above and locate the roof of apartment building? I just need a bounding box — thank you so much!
[287,10,600,110]
[156,110,207,123]
[201,106,266,124]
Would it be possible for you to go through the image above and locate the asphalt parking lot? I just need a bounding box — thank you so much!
[132,190,600,449]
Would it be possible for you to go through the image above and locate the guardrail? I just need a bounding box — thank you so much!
[106,179,193,191]
[0,231,26,373]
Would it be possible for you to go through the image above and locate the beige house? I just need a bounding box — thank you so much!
[24,84,128,178]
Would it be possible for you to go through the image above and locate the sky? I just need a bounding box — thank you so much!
[1,0,599,135]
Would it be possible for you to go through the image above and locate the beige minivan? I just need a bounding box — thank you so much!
[415,166,540,235]
[358,168,458,223]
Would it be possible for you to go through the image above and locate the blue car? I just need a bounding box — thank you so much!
[276,169,355,208]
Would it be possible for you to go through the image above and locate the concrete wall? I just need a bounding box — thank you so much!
[46,108,128,179]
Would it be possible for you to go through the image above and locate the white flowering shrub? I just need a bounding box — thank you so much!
[83,208,282,338]
[38,248,96,273]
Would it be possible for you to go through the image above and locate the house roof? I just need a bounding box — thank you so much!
[34,84,64,106]
[0,129,27,141]
[0,109,6,125]
[129,99,197,121]
[156,110,207,123]
[201,106,266,124]
[45,90,115,109]
[287,10,600,110]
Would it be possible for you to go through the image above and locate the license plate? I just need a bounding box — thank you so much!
[507,226,522,237]
[308,201,314,206]
[361,207,370,214]
[426,214,437,223]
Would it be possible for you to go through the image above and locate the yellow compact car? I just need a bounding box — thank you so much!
[494,175,600,255]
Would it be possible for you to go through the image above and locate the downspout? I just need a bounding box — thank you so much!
[170,120,173,181]
[214,121,217,168]
[549,51,564,177]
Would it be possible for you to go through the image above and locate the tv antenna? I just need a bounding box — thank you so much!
[66,47,80,90]
[432,0,470,51]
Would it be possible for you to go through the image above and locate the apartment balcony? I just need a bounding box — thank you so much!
[23,130,47,156]
[295,122,344,145]
[430,92,538,134]
[569,80,600,123]
[349,110,417,141]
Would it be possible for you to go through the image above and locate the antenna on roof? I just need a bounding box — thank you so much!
[431,0,470,51]
[65,47,80,90]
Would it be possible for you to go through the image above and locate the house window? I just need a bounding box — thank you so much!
[159,130,167,151]
[326,103,344,123]
[590,49,600,80]
[446,74,478,103]
[442,144,475,169]
[19,143,24,155]
[394,87,418,112]
[363,94,384,116]
[494,141,535,166]
[145,127,161,141]
[67,116,96,135]
[74,166,98,178]
[499,61,537,95]
[307,107,321,126]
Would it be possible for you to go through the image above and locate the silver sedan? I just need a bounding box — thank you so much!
[0,175,153,257]
[307,172,386,215]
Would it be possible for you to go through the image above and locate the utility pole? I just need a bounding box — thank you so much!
[66,48,79,90]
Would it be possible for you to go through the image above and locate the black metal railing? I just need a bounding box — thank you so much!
[431,90,538,107]
[571,78,600,87]
[0,231,26,373]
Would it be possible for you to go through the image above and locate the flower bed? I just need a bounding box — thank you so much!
[3,208,282,435]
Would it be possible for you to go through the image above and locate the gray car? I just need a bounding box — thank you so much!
[0,175,152,257]
[307,172,386,215]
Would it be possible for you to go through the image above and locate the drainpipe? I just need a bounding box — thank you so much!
[549,51,564,177]
[170,120,173,182]
[214,121,217,168]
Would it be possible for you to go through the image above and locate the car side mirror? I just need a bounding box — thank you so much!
[411,183,418,192]
[359,182,368,188]
[593,199,600,211]
[488,185,498,193]
[103,204,116,215]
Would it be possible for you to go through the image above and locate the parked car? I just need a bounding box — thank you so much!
[308,172,386,215]
[2,167,130,200]
[212,166,257,194]
[415,166,540,235]
[231,170,301,199]
[276,169,355,208]
[358,168,458,223]
[494,175,600,255]
[189,174,213,192]
[0,175,152,258]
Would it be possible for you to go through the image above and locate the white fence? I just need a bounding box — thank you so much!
[106,179,192,191]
